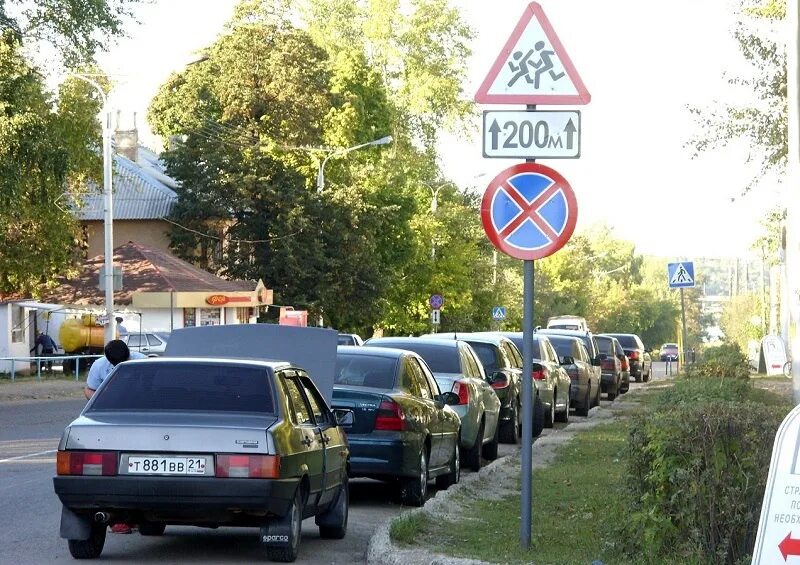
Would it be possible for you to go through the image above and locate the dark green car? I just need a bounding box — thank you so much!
[331,346,461,506]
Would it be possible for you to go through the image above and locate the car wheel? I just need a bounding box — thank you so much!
[317,477,348,539]
[544,391,555,429]
[67,522,106,559]
[591,380,600,407]
[576,384,590,417]
[401,448,429,506]
[555,387,570,423]
[262,486,303,562]
[482,418,500,461]
[634,372,642,383]
[463,420,484,472]
[607,377,618,401]
[499,400,520,444]
[532,394,545,438]
[643,369,651,383]
[436,437,460,489]
[138,522,166,536]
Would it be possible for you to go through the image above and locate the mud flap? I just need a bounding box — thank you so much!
[60,506,92,540]
[259,519,291,547]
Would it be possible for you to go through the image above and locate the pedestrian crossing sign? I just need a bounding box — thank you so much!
[492,307,507,321]
[668,262,695,289]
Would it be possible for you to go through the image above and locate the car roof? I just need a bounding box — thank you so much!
[337,345,409,358]
[125,357,292,370]
[604,333,638,338]
[365,337,460,349]
[422,332,509,346]
[537,328,591,337]
[595,334,618,341]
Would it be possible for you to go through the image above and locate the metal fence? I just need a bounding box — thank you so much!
[0,355,103,382]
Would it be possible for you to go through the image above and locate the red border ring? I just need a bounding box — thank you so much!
[480,163,578,261]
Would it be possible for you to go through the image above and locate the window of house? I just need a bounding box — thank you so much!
[11,306,23,343]
[183,308,196,327]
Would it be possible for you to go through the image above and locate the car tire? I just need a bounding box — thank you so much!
[499,400,520,444]
[591,381,600,407]
[67,522,106,560]
[401,448,428,506]
[555,387,570,423]
[533,394,545,438]
[263,486,303,562]
[482,419,500,461]
[544,392,555,429]
[317,477,348,539]
[576,384,590,417]
[634,372,642,383]
[436,437,460,489]
[607,377,618,401]
[138,522,166,536]
[463,420,484,472]
[643,369,651,383]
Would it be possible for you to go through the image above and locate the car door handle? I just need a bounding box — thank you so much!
[301,436,313,447]
[320,435,331,444]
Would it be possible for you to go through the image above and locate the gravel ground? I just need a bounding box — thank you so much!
[0,376,85,402]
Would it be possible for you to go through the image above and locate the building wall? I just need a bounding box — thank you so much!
[83,219,172,257]
[0,303,33,374]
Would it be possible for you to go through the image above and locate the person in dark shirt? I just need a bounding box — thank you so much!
[31,331,58,372]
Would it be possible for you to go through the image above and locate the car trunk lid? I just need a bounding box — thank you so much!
[331,386,395,435]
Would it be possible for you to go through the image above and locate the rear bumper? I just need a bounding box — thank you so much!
[346,436,417,479]
[53,475,297,521]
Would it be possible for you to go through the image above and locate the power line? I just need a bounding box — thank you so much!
[161,217,302,244]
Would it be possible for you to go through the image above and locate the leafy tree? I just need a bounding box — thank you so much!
[720,293,764,352]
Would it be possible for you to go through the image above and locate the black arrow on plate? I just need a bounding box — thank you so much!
[564,118,577,150]
[489,119,501,150]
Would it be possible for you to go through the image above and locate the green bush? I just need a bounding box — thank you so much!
[623,379,788,564]
[686,343,750,379]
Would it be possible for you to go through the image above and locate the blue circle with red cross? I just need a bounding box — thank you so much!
[481,163,578,260]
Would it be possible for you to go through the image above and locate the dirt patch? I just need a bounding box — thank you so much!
[0,377,85,402]
[751,377,792,400]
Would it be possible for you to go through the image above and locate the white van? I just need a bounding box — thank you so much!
[546,315,588,332]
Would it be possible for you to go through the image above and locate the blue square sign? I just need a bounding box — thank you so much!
[668,262,695,289]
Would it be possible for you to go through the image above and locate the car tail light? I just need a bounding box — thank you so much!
[452,380,470,404]
[57,451,118,476]
[216,454,280,478]
[532,369,545,381]
[490,374,510,390]
[628,351,639,360]
[620,356,629,371]
[375,399,407,431]
[601,359,615,371]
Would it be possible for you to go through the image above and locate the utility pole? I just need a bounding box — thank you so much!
[788,0,800,403]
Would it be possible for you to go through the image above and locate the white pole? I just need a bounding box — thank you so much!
[103,110,116,343]
[787,0,800,403]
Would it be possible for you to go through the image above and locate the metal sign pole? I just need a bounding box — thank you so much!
[680,287,689,365]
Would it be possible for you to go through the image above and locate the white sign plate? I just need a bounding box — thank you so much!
[752,404,800,563]
[483,110,580,159]
[431,310,441,325]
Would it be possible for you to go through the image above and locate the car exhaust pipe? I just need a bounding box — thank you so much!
[94,512,110,523]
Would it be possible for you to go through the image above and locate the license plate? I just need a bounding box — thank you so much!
[126,456,207,475]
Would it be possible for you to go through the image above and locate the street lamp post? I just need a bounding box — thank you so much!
[316,136,393,193]
[70,74,115,343]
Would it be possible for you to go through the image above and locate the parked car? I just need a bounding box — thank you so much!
[363,337,501,471]
[614,339,632,393]
[337,333,364,346]
[120,332,169,356]
[489,332,572,429]
[660,343,679,361]
[605,333,652,382]
[422,333,523,444]
[53,357,349,562]
[595,335,623,400]
[546,315,589,332]
[537,329,602,408]
[544,335,597,416]
[331,346,461,506]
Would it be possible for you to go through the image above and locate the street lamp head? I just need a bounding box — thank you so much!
[371,135,393,146]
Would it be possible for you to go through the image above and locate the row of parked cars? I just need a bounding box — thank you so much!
[331,325,654,509]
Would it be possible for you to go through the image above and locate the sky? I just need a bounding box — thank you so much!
[94,0,784,259]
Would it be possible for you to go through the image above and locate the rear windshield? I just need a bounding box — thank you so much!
[467,342,500,372]
[370,342,460,373]
[337,335,355,345]
[548,337,574,358]
[550,324,580,330]
[596,338,614,355]
[335,354,397,388]
[613,335,640,349]
[89,362,274,413]
[663,343,678,349]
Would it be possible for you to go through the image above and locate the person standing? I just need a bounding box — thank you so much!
[84,339,146,534]
[30,331,58,372]
[114,316,128,336]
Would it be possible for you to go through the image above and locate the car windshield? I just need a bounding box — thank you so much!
[334,354,397,388]
[612,335,639,349]
[88,362,275,413]
[337,335,354,345]
[547,337,574,359]
[371,342,460,373]
[467,342,500,372]
[596,338,614,355]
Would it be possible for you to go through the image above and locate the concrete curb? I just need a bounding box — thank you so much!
[366,407,619,564]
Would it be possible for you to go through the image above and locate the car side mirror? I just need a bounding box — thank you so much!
[333,409,354,427]
[645,348,653,354]
[489,371,507,385]
[598,353,608,360]
[560,356,574,365]
[436,392,460,406]
[592,356,602,366]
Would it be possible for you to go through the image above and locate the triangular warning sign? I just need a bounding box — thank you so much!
[670,263,694,285]
[475,2,591,105]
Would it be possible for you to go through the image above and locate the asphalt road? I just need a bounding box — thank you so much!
[0,364,674,563]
